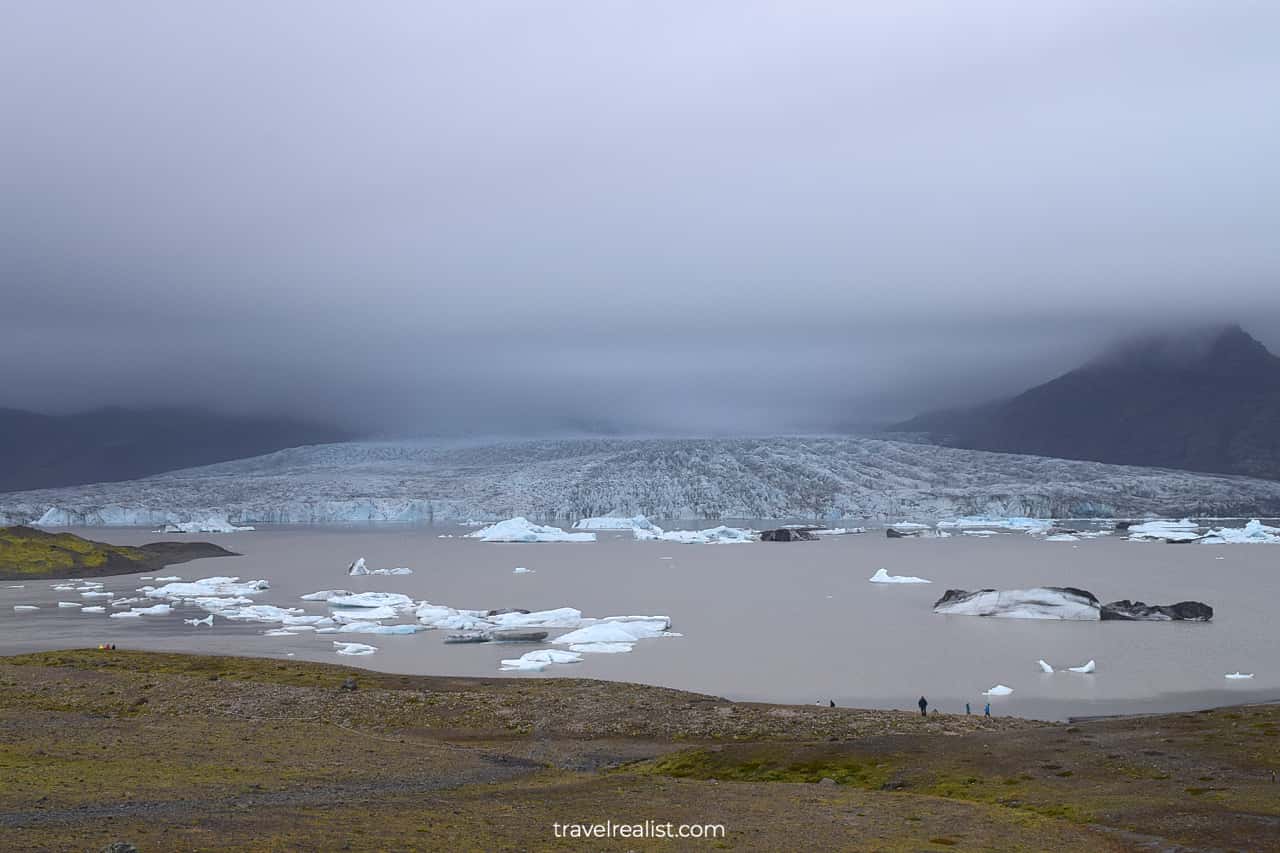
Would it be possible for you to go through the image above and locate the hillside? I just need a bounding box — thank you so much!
[0,525,235,580]
[894,324,1280,480]
[0,406,352,493]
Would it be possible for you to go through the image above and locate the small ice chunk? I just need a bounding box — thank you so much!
[184,614,214,627]
[264,629,298,637]
[1224,672,1254,679]
[573,515,658,531]
[152,576,182,583]
[1067,660,1096,674]
[869,568,931,584]
[1037,659,1054,673]
[80,591,113,599]
[500,648,583,670]
[109,610,142,619]
[512,567,533,574]
[300,589,354,602]
[326,592,414,609]
[336,622,421,635]
[982,684,1014,696]
[58,601,83,609]
[13,605,38,612]
[568,642,634,654]
[333,641,377,656]
[156,516,254,533]
[81,606,106,614]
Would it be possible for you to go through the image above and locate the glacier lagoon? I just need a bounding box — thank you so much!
[2,524,1276,722]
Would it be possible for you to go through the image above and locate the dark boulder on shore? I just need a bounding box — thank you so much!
[760,528,818,542]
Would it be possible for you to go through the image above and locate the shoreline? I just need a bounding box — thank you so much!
[3,648,1278,850]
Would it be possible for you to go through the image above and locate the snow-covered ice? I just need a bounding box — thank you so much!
[81,606,105,614]
[184,614,214,627]
[499,649,583,672]
[1067,660,1096,674]
[983,685,1014,696]
[156,515,254,533]
[1037,660,1054,673]
[1128,519,1201,542]
[346,557,412,575]
[58,601,82,608]
[326,592,414,609]
[639,525,755,545]
[869,568,931,584]
[300,589,353,602]
[333,641,377,656]
[512,567,533,574]
[13,605,38,612]
[1225,672,1255,679]
[468,517,595,543]
[573,515,658,531]
[1199,519,1280,544]
[568,642,634,654]
[146,577,269,599]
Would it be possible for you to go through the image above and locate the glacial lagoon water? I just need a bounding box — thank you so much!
[2,525,1277,721]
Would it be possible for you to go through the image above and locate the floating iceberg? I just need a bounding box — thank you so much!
[983,684,1014,696]
[336,622,422,635]
[499,648,584,672]
[1199,519,1280,544]
[1037,659,1054,673]
[938,517,1052,533]
[300,589,353,602]
[568,642,634,654]
[326,591,414,609]
[1044,534,1079,542]
[1127,519,1201,543]
[58,601,82,609]
[146,577,270,600]
[152,576,181,583]
[333,641,377,656]
[811,527,865,535]
[13,605,38,612]
[1224,672,1254,679]
[81,606,105,614]
[573,515,658,531]
[217,604,306,623]
[264,628,298,637]
[512,567,533,574]
[109,610,142,619]
[640,525,755,545]
[1067,660,1096,674]
[467,517,595,543]
[184,614,214,627]
[346,557,412,576]
[330,605,401,622]
[934,587,1101,621]
[80,591,113,599]
[869,568,931,584]
[552,618,672,648]
[156,515,254,534]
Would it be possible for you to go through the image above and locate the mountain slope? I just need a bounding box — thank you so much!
[894,325,1280,480]
[0,407,352,493]
[4,436,1280,525]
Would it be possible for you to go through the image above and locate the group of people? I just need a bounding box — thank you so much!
[918,696,990,717]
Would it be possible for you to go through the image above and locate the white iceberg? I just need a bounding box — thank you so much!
[326,591,414,609]
[1044,534,1079,542]
[982,684,1014,696]
[183,614,214,627]
[300,589,354,602]
[58,601,82,609]
[938,516,1052,533]
[811,527,865,535]
[336,622,422,635]
[1037,659,1054,673]
[568,642,633,654]
[156,515,254,534]
[1067,660,1096,674]
[512,566,532,574]
[131,603,172,616]
[641,525,754,545]
[869,568,931,584]
[152,576,182,583]
[333,641,377,656]
[330,605,401,622]
[264,628,298,637]
[467,517,595,543]
[1199,519,1280,544]
[552,618,672,648]
[146,577,270,600]
[1224,672,1254,679]
[1128,519,1201,543]
[13,605,38,612]
[81,606,105,614]
[346,557,412,576]
[109,610,142,619]
[933,588,1101,621]
[217,604,306,623]
[500,648,584,671]
[80,591,113,599]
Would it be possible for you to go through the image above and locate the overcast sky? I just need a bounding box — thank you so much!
[4,1,1280,435]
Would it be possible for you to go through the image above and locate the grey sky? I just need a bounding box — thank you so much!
[4,1,1280,434]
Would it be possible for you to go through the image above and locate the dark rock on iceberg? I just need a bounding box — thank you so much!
[1100,600,1214,621]
[760,528,818,542]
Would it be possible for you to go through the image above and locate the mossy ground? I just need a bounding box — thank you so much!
[2,650,1277,851]
[0,526,235,580]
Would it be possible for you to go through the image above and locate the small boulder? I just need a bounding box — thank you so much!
[341,677,358,691]
[760,528,818,542]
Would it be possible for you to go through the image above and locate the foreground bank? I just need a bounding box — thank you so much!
[2,650,1277,851]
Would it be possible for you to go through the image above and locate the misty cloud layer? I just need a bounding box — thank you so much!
[4,2,1280,434]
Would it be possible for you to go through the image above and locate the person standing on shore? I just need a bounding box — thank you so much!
[965,703,971,715]
[918,696,928,717]
[984,702,991,717]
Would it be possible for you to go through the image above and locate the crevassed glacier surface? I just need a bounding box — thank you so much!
[5,436,1280,526]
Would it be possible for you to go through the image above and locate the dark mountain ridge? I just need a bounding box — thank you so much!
[0,406,353,493]
[893,324,1280,480]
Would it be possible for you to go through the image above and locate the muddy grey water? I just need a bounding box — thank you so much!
[2,526,1276,722]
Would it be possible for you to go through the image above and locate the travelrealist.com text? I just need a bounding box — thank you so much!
[552,820,727,840]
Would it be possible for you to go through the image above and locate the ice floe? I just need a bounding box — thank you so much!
[467,517,595,543]
[499,649,584,672]
[552,618,673,648]
[638,525,755,544]
[938,516,1052,533]
[1127,519,1201,543]
[326,592,415,609]
[982,684,1014,696]
[13,605,38,612]
[300,589,353,602]
[346,557,412,576]
[336,622,422,635]
[1044,534,1079,542]
[1067,660,1096,674]
[333,641,377,656]
[1037,660,1054,673]
[1224,672,1254,679]
[330,605,401,622]
[81,606,105,614]
[567,642,634,654]
[512,567,533,574]
[869,568,931,584]
[58,601,82,609]
[146,577,270,600]
[1199,519,1280,544]
[934,587,1101,620]
[184,614,214,627]
[80,591,113,599]
[109,610,142,619]
[156,515,254,534]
